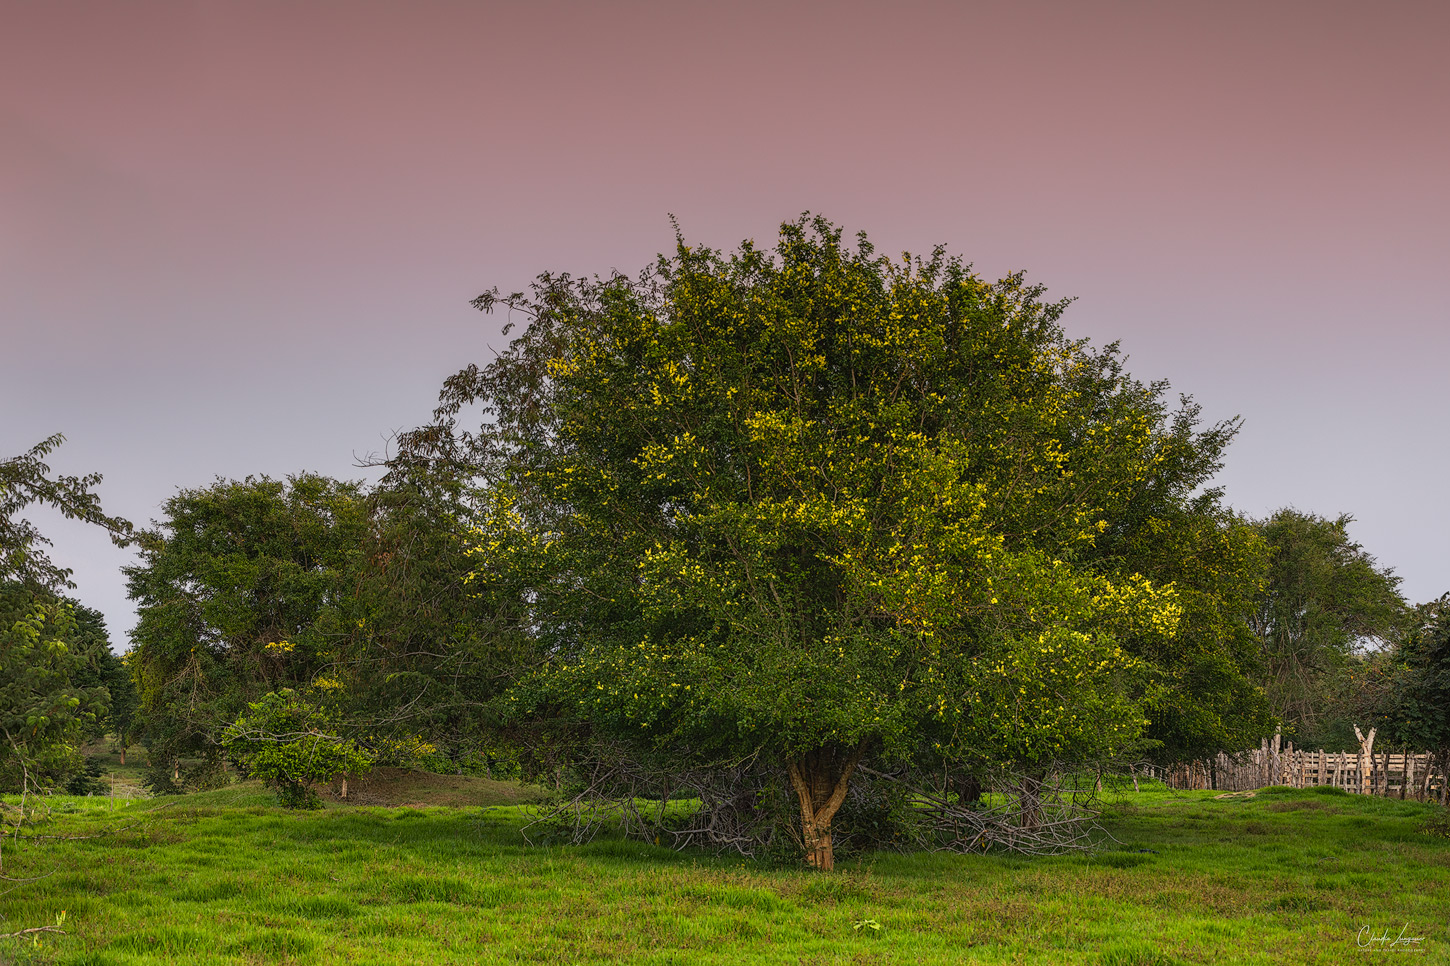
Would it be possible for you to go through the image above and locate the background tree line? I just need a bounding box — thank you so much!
[4,217,1443,866]
[1,434,135,794]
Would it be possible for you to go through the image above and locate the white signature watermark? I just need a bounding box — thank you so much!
[1358,924,1426,952]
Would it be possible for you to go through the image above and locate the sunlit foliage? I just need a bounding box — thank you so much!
[405,216,1268,866]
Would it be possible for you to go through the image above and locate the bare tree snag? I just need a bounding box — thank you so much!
[787,742,866,871]
[1354,725,1376,796]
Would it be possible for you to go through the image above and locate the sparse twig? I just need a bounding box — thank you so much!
[0,925,64,940]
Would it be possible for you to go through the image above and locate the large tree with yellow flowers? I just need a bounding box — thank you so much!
[412,216,1269,868]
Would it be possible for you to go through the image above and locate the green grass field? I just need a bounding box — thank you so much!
[2,781,1447,965]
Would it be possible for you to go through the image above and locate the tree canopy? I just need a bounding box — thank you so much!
[1250,509,1406,746]
[1349,595,1450,761]
[124,474,369,785]
[0,435,132,791]
[2,433,132,593]
[401,216,1272,866]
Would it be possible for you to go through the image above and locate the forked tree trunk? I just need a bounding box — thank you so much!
[1018,773,1044,829]
[786,741,866,872]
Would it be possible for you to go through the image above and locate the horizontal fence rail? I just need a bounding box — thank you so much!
[1153,730,1448,802]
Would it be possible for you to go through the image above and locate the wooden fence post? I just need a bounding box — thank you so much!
[1158,744,1450,798]
[1353,726,1376,796]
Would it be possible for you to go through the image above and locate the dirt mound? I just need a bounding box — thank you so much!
[321,767,546,808]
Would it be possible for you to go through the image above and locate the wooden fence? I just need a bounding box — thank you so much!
[1153,728,1448,802]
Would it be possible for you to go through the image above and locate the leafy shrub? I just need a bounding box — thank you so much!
[222,690,371,809]
[141,761,182,796]
[1422,805,1450,839]
[419,745,523,780]
[369,736,523,780]
[63,755,107,796]
[140,755,230,795]
[368,734,439,769]
[181,756,232,792]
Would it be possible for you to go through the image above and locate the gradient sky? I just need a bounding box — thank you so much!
[3,0,1448,649]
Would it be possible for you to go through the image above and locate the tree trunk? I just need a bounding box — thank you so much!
[953,772,983,806]
[786,742,866,872]
[1432,742,1444,806]
[1018,773,1044,829]
[1354,725,1376,797]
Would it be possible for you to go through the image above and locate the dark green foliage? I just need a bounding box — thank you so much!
[0,435,130,792]
[1251,510,1407,745]
[1092,403,1276,761]
[62,601,137,744]
[140,760,183,797]
[63,755,107,796]
[1352,595,1450,770]
[124,474,369,767]
[1392,597,1450,756]
[334,466,532,767]
[122,468,531,788]
[0,584,113,792]
[138,757,229,797]
[830,778,915,856]
[277,783,323,810]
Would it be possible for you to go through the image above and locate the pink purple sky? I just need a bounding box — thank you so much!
[3,0,1448,647]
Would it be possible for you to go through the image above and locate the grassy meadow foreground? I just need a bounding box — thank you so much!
[2,778,1447,966]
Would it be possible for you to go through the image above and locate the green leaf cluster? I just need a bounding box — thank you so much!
[124,475,369,768]
[1,433,132,592]
[0,588,112,791]
[222,688,372,808]
[1351,595,1450,757]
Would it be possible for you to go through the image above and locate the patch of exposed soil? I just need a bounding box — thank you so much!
[320,767,547,808]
